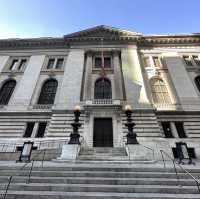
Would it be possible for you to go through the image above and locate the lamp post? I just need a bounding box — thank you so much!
[68,105,81,144]
[125,105,138,144]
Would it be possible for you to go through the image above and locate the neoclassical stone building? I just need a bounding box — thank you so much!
[0,25,200,160]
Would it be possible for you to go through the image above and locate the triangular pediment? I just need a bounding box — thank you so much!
[64,25,142,40]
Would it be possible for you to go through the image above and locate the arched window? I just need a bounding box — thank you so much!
[150,78,171,104]
[0,80,16,105]
[94,78,112,99]
[195,76,200,92]
[38,79,58,104]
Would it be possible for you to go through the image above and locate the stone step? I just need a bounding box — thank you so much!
[0,170,199,179]
[78,156,129,161]
[1,190,200,199]
[0,176,197,186]
[0,166,200,173]
[0,183,198,194]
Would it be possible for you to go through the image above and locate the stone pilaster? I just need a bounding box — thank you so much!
[163,53,200,111]
[83,51,93,100]
[0,56,9,72]
[121,47,151,108]
[9,55,45,110]
[56,49,85,110]
[113,51,124,100]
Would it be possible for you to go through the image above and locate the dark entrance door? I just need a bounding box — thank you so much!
[93,118,113,147]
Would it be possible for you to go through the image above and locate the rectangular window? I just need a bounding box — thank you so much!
[18,59,27,70]
[94,57,111,68]
[192,55,200,66]
[55,58,64,69]
[23,122,35,138]
[47,58,55,69]
[143,57,151,68]
[95,57,102,68]
[10,59,18,70]
[104,57,111,68]
[35,122,47,138]
[153,56,161,68]
[161,122,174,138]
[175,122,187,138]
[183,56,193,66]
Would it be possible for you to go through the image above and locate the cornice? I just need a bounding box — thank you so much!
[138,34,200,46]
[0,38,68,50]
[0,31,199,50]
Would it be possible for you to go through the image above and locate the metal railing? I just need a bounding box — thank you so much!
[0,138,70,153]
[2,149,45,199]
[160,149,200,193]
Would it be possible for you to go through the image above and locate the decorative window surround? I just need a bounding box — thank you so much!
[183,55,200,67]
[43,56,66,71]
[4,57,29,72]
[143,55,163,69]
[92,53,113,69]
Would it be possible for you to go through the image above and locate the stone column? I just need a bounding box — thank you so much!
[0,56,9,72]
[9,55,45,110]
[83,51,93,100]
[121,46,150,108]
[163,52,200,110]
[56,49,85,110]
[113,51,123,100]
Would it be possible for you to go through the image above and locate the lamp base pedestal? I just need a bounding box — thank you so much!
[57,144,80,161]
[126,144,154,161]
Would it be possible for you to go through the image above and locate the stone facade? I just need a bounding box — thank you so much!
[0,25,200,160]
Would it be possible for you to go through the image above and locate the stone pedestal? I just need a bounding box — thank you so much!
[57,144,80,160]
[126,144,154,161]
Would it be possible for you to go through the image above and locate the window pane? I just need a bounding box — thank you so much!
[104,57,111,68]
[23,122,35,138]
[38,79,58,104]
[161,122,173,138]
[94,78,112,99]
[95,57,102,68]
[151,79,171,104]
[193,56,200,66]
[18,59,27,70]
[153,57,161,68]
[47,59,55,69]
[183,56,193,66]
[35,122,47,138]
[0,80,16,105]
[55,58,64,69]
[175,122,187,138]
[10,59,18,70]
[195,76,200,92]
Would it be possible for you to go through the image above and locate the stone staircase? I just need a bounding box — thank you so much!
[78,147,128,161]
[0,162,200,198]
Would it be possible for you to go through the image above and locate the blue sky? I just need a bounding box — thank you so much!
[0,0,200,39]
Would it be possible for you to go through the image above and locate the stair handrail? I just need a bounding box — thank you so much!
[140,144,155,160]
[160,149,200,193]
[2,149,45,199]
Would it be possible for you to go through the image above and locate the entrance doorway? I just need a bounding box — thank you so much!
[93,118,113,147]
